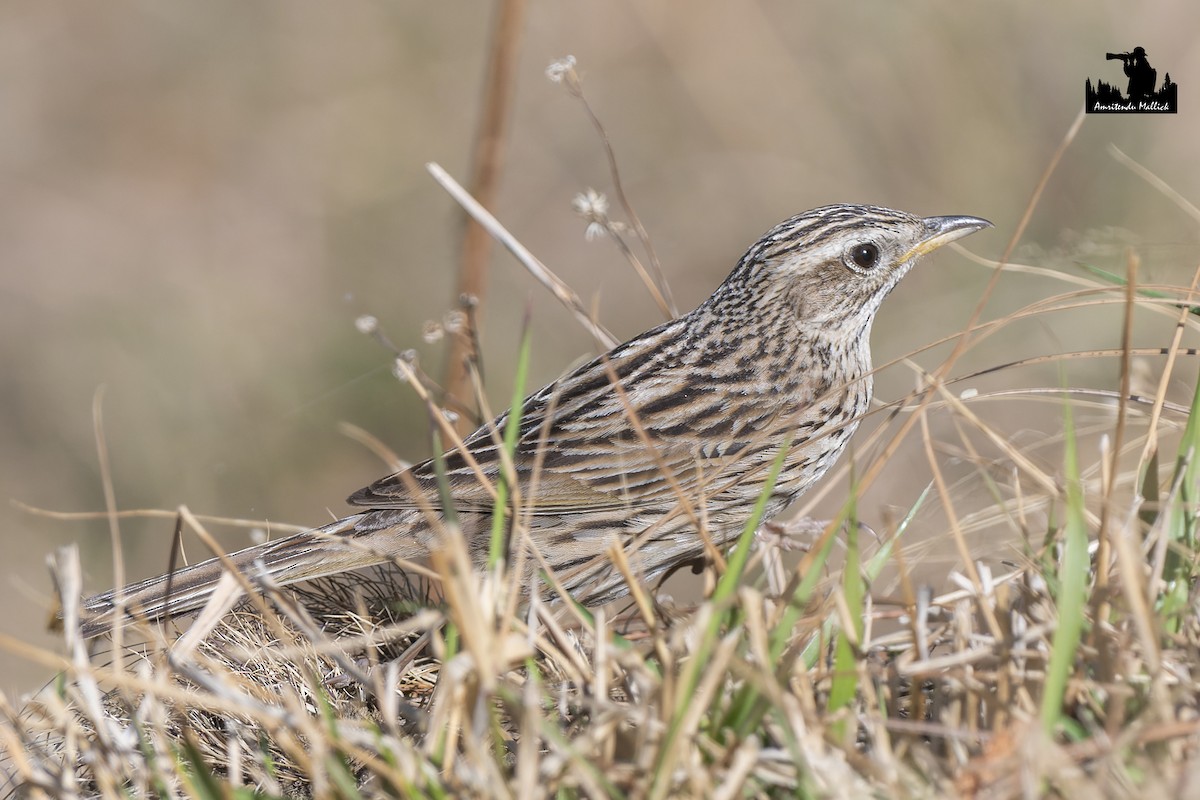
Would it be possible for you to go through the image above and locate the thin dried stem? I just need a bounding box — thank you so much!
[555,62,677,318]
[442,0,528,427]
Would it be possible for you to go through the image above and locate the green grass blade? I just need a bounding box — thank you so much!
[1159,376,1200,629]
[712,432,794,606]
[489,316,533,568]
[863,481,931,579]
[793,485,932,677]
[648,437,792,799]
[726,480,903,740]
[826,487,863,737]
[1172,375,1200,549]
[1139,449,1160,531]
[1076,261,1200,315]
[770,507,845,664]
[430,429,459,532]
[176,732,227,800]
[1040,394,1090,735]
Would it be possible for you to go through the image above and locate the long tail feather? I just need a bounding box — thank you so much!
[79,512,418,638]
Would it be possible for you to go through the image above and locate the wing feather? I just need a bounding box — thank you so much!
[347,315,768,516]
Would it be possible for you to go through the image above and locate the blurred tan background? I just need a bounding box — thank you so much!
[2,2,1197,696]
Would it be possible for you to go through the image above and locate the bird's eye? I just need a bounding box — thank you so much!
[844,242,881,272]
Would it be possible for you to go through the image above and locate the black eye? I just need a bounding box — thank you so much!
[846,242,881,271]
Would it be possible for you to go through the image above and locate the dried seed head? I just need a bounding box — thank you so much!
[545,55,577,84]
[392,350,418,382]
[572,188,609,218]
[422,321,444,343]
[443,310,467,334]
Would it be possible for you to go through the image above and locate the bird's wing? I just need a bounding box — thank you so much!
[348,320,775,515]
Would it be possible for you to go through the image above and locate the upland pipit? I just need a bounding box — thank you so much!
[82,204,990,637]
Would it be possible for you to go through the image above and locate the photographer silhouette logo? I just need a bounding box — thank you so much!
[1086,45,1178,113]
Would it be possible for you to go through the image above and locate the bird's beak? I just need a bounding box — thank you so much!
[901,215,993,262]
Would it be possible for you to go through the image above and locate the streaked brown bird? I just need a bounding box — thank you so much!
[81,204,990,637]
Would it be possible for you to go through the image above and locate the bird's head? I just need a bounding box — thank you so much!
[716,204,992,334]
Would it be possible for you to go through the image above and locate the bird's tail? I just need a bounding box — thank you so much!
[78,512,414,639]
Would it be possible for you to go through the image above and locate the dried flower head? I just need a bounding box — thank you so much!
[443,310,467,334]
[392,350,418,383]
[422,320,445,343]
[545,55,577,84]
[573,189,610,241]
[572,188,609,218]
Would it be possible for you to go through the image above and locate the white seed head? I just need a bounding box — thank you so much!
[443,309,467,333]
[545,55,577,84]
[392,350,418,382]
[422,320,444,343]
[572,188,609,217]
